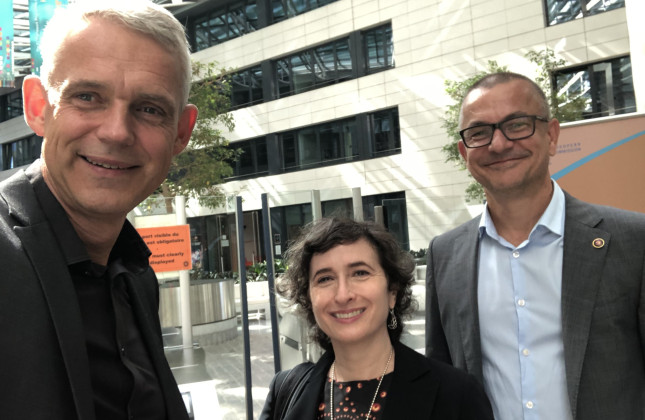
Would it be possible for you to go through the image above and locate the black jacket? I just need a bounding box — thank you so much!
[261,341,493,419]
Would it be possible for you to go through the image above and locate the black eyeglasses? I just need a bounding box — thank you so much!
[459,115,549,148]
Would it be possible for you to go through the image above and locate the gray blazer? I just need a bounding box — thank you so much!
[426,192,645,420]
[0,165,189,420]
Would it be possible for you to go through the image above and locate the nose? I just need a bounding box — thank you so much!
[487,126,513,153]
[96,103,135,146]
[334,276,354,304]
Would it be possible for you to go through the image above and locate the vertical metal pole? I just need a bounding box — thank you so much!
[175,195,193,349]
[352,187,363,221]
[374,205,384,226]
[261,193,281,373]
[235,197,253,420]
[311,190,322,221]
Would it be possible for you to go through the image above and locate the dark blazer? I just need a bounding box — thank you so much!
[0,166,188,420]
[262,341,493,419]
[426,192,645,420]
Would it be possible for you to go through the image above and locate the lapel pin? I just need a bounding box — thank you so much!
[592,238,605,249]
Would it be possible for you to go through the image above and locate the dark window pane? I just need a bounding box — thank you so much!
[545,0,582,25]
[341,119,358,160]
[231,66,263,108]
[291,53,315,94]
[313,38,352,87]
[256,138,268,172]
[554,56,635,120]
[372,108,400,156]
[586,0,624,16]
[194,17,210,51]
[297,127,319,167]
[237,143,255,175]
[610,56,635,115]
[319,122,342,162]
[275,59,292,98]
[555,69,593,117]
[282,132,297,169]
[364,25,394,72]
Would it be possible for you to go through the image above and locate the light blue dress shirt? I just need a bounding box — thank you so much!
[477,181,573,420]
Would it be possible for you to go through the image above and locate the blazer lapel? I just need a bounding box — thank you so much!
[385,343,436,418]
[284,352,332,420]
[561,193,608,418]
[5,172,95,420]
[450,219,484,380]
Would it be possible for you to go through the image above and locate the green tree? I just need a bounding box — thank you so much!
[441,49,586,203]
[149,61,241,212]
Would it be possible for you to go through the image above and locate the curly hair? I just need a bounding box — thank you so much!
[277,217,417,351]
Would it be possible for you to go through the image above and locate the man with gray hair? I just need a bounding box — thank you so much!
[0,1,198,419]
[426,72,645,420]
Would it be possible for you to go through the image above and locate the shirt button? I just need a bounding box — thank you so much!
[526,401,534,409]
[517,299,526,307]
[121,346,126,356]
[522,348,530,356]
[512,251,520,258]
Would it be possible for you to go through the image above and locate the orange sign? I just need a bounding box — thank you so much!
[137,225,192,273]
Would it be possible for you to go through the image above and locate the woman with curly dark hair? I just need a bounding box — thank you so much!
[260,217,492,420]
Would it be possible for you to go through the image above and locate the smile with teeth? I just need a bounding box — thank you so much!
[83,156,129,170]
[333,309,365,319]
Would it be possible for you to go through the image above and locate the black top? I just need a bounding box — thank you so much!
[30,169,166,420]
[319,372,393,420]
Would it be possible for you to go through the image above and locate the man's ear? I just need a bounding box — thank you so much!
[458,140,468,161]
[173,104,198,155]
[22,76,48,136]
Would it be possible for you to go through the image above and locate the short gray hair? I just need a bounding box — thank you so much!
[39,0,192,105]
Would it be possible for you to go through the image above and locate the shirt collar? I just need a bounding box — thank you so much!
[26,162,151,271]
[479,180,566,241]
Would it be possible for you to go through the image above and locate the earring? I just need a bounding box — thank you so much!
[387,308,397,330]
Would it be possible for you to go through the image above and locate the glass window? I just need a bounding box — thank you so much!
[554,56,635,120]
[231,66,263,108]
[545,0,624,26]
[364,24,394,73]
[229,137,269,179]
[271,0,338,23]
[313,39,353,87]
[297,127,319,168]
[274,37,351,98]
[372,108,401,156]
[277,108,398,172]
[1,134,42,170]
[188,0,258,51]
[0,90,24,123]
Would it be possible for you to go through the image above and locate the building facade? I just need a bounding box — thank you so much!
[1,0,643,274]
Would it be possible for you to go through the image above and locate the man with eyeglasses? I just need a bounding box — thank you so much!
[425,72,645,420]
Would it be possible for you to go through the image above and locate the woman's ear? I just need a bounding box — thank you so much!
[22,76,48,136]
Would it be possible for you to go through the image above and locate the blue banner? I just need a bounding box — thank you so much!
[29,0,67,76]
[1,0,14,87]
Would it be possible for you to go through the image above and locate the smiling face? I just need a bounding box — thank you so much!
[23,17,197,222]
[458,79,559,200]
[308,238,396,351]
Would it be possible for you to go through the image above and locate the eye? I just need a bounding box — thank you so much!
[314,275,333,285]
[466,126,490,140]
[137,105,165,116]
[76,93,94,102]
[353,269,370,278]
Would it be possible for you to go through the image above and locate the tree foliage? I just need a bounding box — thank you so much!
[143,61,241,213]
[441,49,586,203]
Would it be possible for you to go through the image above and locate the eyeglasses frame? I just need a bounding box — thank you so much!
[459,115,550,149]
